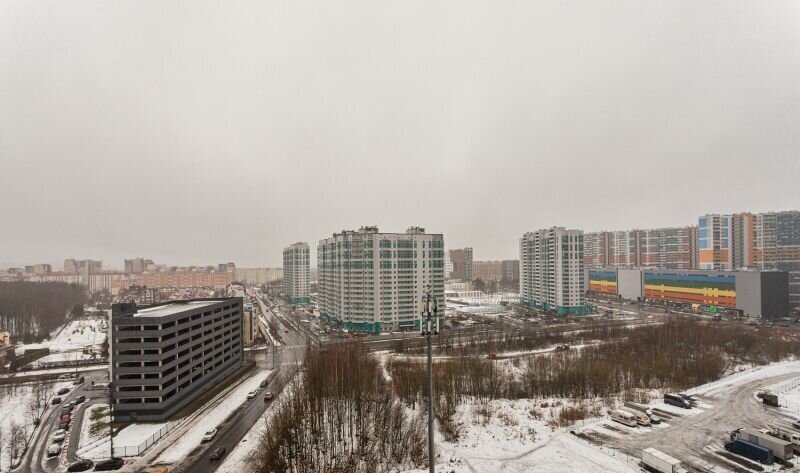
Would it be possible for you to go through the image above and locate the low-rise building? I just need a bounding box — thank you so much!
[586,268,790,318]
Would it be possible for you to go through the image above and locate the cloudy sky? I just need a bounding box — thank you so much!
[1,1,798,269]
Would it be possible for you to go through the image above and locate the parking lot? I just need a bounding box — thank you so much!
[577,367,800,472]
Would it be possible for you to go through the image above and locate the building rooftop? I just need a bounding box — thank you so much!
[133,300,219,318]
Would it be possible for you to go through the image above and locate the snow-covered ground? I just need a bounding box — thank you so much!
[154,371,272,464]
[0,380,71,467]
[399,399,638,473]
[76,403,169,460]
[17,317,107,354]
[688,359,800,398]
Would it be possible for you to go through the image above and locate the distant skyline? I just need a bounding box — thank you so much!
[2,1,798,269]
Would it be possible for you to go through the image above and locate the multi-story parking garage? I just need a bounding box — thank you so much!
[109,298,243,422]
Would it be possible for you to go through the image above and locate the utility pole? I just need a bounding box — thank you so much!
[420,288,438,473]
[108,382,115,459]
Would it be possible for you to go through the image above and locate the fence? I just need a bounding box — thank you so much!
[768,376,800,414]
[112,418,184,457]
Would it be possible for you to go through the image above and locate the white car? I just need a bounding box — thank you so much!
[52,429,67,442]
[201,428,218,443]
[47,443,61,457]
[246,390,258,400]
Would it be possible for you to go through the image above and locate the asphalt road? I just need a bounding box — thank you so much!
[18,368,109,473]
[175,293,308,473]
[582,370,800,472]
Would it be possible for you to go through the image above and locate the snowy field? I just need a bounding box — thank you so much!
[399,399,638,473]
[155,371,272,464]
[18,317,107,354]
[0,380,71,467]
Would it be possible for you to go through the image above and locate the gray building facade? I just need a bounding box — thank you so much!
[110,298,243,422]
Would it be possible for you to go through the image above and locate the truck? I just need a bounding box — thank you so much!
[763,393,779,407]
[731,428,794,461]
[765,425,800,452]
[725,439,774,464]
[624,401,662,424]
[609,409,638,427]
[641,447,688,473]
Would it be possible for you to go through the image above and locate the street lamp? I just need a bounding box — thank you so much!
[420,289,439,473]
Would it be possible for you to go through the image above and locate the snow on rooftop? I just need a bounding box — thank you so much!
[133,300,219,318]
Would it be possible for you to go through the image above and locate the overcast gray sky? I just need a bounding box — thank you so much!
[1,1,799,269]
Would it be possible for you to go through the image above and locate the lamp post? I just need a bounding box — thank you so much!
[420,289,439,473]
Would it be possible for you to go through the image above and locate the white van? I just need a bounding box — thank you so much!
[609,409,638,427]
[621,408,650,426]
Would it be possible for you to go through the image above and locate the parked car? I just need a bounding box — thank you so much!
[246,390,258,400]
[52,397,63,405]
[75,395,87,404]
[792,420,800,431]
[93,457,124,470]
[67,459,94,472]
[678,393,700,405]
[209,446,228,460]
[61,405,74,414]
[264,392,274,401]
[58,421,70,431]
[52,429,67,442]
[202,428,218,443]
[60,414,72,425]
[46,443,61,457]
[57,387,70,395]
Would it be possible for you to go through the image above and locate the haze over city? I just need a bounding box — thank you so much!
[2,1,799,268]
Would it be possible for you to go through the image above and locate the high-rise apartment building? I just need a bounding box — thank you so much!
[448,248,473,282]
[473,261,504,281]
[125,258,155,274]
[283,243,310,304]
[698,214,753,270]
[584,227,697,270]
[317,226,445,333]
[502,259,520,282]
[520,227,588,315]
[754,210,800,306]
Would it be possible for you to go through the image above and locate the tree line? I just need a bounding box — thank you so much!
[256,342,427,473]
[0,282,86,343]
[388,319,800,437]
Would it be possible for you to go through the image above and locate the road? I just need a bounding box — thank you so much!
[581,370,800,472]
[175,292,308,473]
[18,368,109,473]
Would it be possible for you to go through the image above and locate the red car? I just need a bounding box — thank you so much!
[209,446,227,460]
[263,392,273,401]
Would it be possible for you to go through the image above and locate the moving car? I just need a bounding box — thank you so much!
[209,446,227,460]
[46,443,61,457]
[52,429,67,442]
[246,390,258,399]
[57,387,70,395]
[52,396,63,405]
[67,459,94,472]
[75,395,87,404]
[202,428,218,443]
[73,376,85,385]
[264,392,274,401]
[93,457,124,470]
